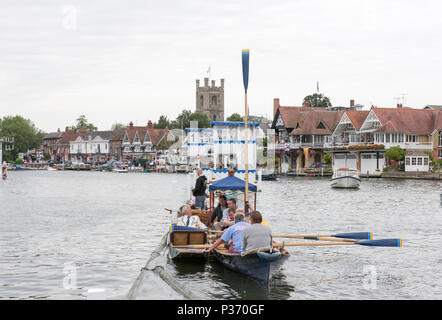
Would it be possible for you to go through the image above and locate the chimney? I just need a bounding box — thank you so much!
[65,126,69,132]
[220,79,224,88]
[273,98,280,117]
[129,121,133,128]
[147,120,153,129]
[211,80,215,88]
[350,100,355,108]
[397,103,402,108]
[196,79,200,88]
[79,127,86,134]
[204,77,209,87]
[57,128,60,132]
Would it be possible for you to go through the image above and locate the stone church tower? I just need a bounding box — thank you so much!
[196,78,224,121]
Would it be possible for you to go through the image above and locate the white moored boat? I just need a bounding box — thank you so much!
[330,167,361,188]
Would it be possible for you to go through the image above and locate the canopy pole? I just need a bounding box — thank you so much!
[254,192,256,211]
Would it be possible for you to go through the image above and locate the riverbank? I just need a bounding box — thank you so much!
[381,171,442,180]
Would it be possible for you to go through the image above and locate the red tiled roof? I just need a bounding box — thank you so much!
[372,107,440,135]
[110,129,125,141]
[345,110,370,131]
[124,125,168,146]
[276,106,325,128]
[290,109,343,135]
[147,128,168,146]
[56,131,82,145]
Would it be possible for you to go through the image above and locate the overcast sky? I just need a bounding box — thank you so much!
[1,0,442,132]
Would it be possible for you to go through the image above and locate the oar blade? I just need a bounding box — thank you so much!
[356,239,402,247]
[331,232,373,240]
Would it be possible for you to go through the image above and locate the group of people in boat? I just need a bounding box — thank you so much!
[177,167,273,255]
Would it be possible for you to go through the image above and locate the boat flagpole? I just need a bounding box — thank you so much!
[242,49,250,210]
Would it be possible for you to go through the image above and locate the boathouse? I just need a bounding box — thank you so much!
[405,150,430,172]
[184,121,262,181]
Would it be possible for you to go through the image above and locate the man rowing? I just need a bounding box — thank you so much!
[204,212,249,253]
[242,211,272,252]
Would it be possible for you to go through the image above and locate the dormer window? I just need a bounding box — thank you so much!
[317,122,325,129]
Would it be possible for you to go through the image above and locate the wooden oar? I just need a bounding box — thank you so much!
[208,229,224,234]
[281,237,357,242]
[274,239,402,248]
[273,232,373,240]
[174,244,212,249]
[174,239,402,249]
[210,231,372,240]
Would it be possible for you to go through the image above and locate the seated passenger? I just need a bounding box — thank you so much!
[213,207,235,230]
[208,195,228,227]
[176,205,207,229]
[204,212,250,253]
[242,211,272,253]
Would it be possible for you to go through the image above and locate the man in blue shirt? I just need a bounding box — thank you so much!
[204,212,250,253]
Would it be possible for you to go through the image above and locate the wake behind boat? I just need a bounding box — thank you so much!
[330,167,361,188]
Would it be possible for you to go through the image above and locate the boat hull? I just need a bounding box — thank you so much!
[168,246,208,260]
[213,250,289,286]
[330,176,361,188]
[168,229,209,260]
[260,173,277,181]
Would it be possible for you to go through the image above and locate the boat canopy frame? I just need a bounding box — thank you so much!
[208,175,258,212]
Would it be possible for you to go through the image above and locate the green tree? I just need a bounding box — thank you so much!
[226,113,244,122]
[189,112,210,128]
[324,153,332,164]
[303,93,332,108]
[170,110,210,129]
[111,122,127,131]
[0,115,45,162]
[75,115,97,131]
[154,115,170,129]
[385,146,405,161]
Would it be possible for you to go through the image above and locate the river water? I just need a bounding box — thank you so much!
[0,170,441,300]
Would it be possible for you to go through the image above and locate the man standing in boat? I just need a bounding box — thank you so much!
[194,168,207,210]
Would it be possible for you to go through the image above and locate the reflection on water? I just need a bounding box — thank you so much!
[0,171,441,299]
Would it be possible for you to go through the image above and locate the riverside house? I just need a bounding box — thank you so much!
[109,130,125,161]
[272,98,442,174]
[69,130,114,163]
[271,98,343,173]
[122,121,171,161]
[42,129,63,161]
[327,105,442,173]
[54,127,83,163]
